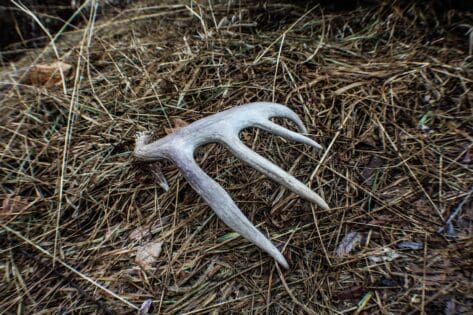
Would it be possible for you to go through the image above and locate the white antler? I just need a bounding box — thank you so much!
[134,102,329,268]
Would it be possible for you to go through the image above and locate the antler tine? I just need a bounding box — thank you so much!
[254,120,323,150]
[221,136,329,210]
[244,103,322,149]
[170,150,289,269]
[257,102,311,133]
[134,102,329,269]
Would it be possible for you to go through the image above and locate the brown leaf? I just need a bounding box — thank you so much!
[135,241,163,269]
[173,118,188,129]
[164,118,189,135]
[25,61,72,88]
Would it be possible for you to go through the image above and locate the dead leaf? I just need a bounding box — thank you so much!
[25,61,72,88]
[336,231,363,257]
[139,299,153,315]
[164,118,188,135]
[135,241,163,269]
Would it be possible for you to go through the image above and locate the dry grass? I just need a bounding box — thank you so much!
[1,0,472,314]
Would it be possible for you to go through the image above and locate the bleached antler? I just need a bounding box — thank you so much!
[134,102,329,268]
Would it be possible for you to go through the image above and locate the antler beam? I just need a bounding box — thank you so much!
[134,102,329,268]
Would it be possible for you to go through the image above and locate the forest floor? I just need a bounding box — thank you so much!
[1,0,472,314]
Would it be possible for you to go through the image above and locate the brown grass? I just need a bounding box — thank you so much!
[1,0,472,314]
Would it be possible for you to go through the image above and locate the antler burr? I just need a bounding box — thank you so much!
[134,102,329,268]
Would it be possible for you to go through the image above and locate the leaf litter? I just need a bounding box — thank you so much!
[0,1,472,313]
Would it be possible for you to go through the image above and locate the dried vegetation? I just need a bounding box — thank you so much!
[1,0,472,313]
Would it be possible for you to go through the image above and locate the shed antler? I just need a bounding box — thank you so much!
[134,102,329,268]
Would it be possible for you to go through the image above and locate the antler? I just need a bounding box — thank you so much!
[134,102,329,268]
